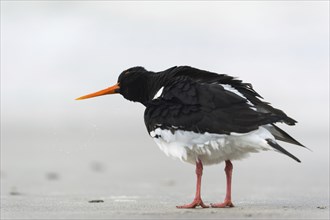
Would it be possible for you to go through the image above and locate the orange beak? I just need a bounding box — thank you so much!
[75,83,120,100]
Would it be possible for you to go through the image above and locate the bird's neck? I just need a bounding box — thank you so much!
[141,71,170,105]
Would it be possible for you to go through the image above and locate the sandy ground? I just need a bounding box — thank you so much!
[1,179,329,219]
[1,126,329,219]
[1,162,329,219]
[1,193,328,219]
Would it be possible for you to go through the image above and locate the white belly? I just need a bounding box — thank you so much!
[150,126,275,165]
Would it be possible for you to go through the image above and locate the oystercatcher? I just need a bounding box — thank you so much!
[76,66,306,208]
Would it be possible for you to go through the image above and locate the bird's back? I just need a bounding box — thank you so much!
[144,66,305,164]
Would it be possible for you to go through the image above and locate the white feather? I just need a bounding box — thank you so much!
[151,126,275,165]
[221,84,257,110]
[153,86,164,100]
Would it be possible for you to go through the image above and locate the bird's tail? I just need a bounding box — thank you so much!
[263,124,309,149]
[266,139,301,163]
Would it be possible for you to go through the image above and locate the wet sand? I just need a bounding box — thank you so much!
[1,126,329,219]
[1,150,329,219]
[1,193,328,219]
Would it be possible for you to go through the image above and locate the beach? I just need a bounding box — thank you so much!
[1,128,329,219]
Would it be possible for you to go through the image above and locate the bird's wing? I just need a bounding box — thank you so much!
[162,66,297,125]
[144,76,286,135]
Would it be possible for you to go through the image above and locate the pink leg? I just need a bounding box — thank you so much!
[211,160,235,208]
[177,159,209,208]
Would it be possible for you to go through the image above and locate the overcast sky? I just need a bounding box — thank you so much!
[1,2,329,176]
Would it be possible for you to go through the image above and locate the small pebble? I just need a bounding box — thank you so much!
[89,200,104,203]
[317,206,326,209]
[9,191,21,196]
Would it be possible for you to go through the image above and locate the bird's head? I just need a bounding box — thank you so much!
[76,67,155,104]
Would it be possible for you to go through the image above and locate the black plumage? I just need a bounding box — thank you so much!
[120,66,304,152]
[144,75,285,135]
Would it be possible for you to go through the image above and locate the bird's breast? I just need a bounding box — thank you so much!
[150,127,274,165]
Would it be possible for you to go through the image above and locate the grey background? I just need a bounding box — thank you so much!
[1,1,329,219]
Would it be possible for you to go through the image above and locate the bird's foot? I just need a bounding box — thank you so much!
[176,198,209,209]
[211,200,234,208]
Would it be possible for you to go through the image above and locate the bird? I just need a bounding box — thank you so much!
[76,66,306,208]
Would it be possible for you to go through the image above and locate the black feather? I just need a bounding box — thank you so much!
[164,66,297,126]
[266,139,301,163]
[266,124,307,148]
[145,76,286,134]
